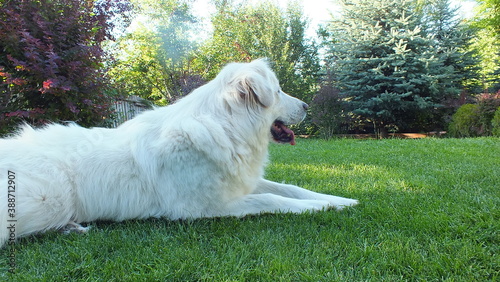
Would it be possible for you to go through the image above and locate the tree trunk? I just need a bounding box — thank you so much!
[380,126,389,139]
[374,121,389,139]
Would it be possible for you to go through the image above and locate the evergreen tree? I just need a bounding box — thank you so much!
[326,0,457,137]
[420,0,480,90]
[415,0,481,128]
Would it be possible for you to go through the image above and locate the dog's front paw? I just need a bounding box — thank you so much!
[333,198,359,211]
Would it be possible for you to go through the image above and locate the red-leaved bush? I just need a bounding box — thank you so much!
[0,0,131,135]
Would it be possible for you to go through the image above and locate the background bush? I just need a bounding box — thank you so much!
[310,84,345,139]
[476,93,500,135]
[492,107,500,137]
[0,0,130,136]
[448,92,500,137]
[448,104,481,137]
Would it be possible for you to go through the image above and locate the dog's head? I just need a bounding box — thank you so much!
[221,59,308,145]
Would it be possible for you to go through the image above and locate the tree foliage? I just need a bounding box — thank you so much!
[0,0,131,134]
[1,0,496,137]
[468,28,500,92]
[193,0,320,103]
[419,0,481,94]
[326,0,440,136]
[322,0,479,136]
[468,0,500,92]
[474,0,500,37]
[106,0,203,105]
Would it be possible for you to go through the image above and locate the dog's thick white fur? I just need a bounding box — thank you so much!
[0,59,358,247]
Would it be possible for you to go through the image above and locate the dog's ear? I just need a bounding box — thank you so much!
[235,73,275,108]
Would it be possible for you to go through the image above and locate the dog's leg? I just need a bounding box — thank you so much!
[254,179,359,210]
[59,221,91,235]
[219,193,331,217]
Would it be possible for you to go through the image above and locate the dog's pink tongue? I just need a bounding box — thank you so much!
[284,127,296,145]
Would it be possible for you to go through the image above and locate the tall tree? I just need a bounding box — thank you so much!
[325,0,462,137]
[193,0,320,103]
[416,0,481,127]
[106,0,203,105]
[475,0,500,37]
[471,0,500,92]
[468,28,500,92]
[0,0,131,135]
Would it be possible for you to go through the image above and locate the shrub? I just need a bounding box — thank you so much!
[448,104,481,137]
[492,107,500,137]
[0,0,131,136]
[310,84,345,139]
[476,92,500,135]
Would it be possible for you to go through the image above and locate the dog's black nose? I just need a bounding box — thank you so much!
[302,102,309,110]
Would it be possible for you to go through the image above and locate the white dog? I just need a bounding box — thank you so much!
[0,59,358,247]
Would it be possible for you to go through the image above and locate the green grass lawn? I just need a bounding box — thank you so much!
[1,138,499,281]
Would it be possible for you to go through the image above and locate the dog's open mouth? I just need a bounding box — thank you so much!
[271,120,296,145]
